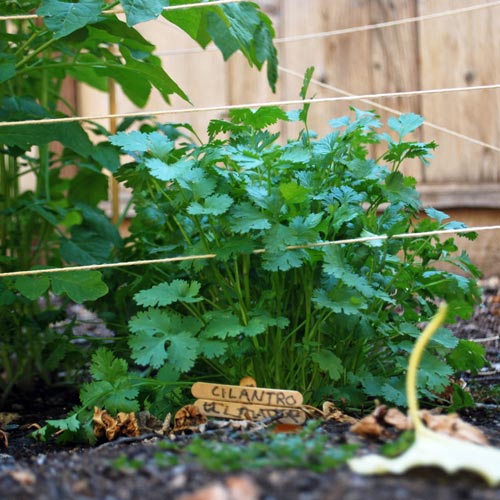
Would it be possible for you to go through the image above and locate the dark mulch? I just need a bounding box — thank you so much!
[1,280,499,500]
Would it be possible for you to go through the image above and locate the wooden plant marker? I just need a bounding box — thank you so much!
[191,381,307,425]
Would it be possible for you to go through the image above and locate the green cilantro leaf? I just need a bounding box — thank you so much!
[129,309,201,370]
[134,280,202,307]
[311,349,343,381]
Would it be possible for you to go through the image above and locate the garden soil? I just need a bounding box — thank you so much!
[1,280,499,500]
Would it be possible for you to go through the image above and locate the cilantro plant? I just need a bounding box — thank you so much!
[99,75,482,413]
[0,0,277,404]
[36,74,484,443]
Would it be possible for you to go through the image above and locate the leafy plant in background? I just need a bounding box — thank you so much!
[36,69,487,443]
[0,0,278,403]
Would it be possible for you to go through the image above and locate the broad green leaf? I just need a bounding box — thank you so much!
[198,338,227,359]
[280,145,311,164]
[202,311,244,339]
[230,203,270,234]
[128,309,201,370]
[0,280,17,306]
[45,414,81,433]
[163,0,212,48]
[280,182,309,204]
[119,46,190,104]
[0,97,99,157]
[360,229,385,248]
[388,113,424,139]
[89,348,129,382]
[120,0,167,25]
[187,194,233,216]
[262,250,306,272]
[419,353,454,393]
[311,349,343,381]
[145,158,199,184]
[37,0,103,39]
[253,11,278,90]
[425,207,449,224]
[51,271,108,303]
[15,275,50,300]
[61,205,121,264]
[90,142,121,173]
[348,108,381,133]
[110,131,152,153]
[205,3,277,90]
[312,287,366,315]
[0,54,16,83]
[148,131,176,160]
[206,9,240,60]
[229,107,287,129]
[67,170,108,207]
[243,312,289,337]
[322,246,378,299]
[67,54,108,92]
[384,172,421,211]
[80,380,140,414]
[448,339,486,373]
[214,237,256,261]
[134,280,202,307]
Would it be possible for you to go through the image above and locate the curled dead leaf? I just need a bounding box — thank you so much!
[350,404,487,445]
[350,415,389,439]
[173,404,207,433]
[93,407,139,441]
[420,410,488,445]
[322,401,358,424]
[383,408,412,431]
[300,405,324,419]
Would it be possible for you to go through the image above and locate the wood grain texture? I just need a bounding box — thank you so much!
[369,0,423,179]
[418,0,500,183]
[194,399,307,425]
[191,382,304,407]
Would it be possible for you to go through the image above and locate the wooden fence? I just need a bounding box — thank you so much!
[79,0,500,274]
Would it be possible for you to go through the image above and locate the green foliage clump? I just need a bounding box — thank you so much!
[0,0,277,402]
[36,94,486,441]
[106,100,482,408]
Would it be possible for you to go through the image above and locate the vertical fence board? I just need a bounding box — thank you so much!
[279,0,373,138]
[418,0,500,184]
[368,0,422,179]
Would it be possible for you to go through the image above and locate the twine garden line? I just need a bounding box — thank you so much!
[278,66,500,153]
[1,83,500,128]
[0,0,243,21]
[2,225,499,278]
[155,0,500,56]
[4,0,498,30]
[274,0,500,44]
